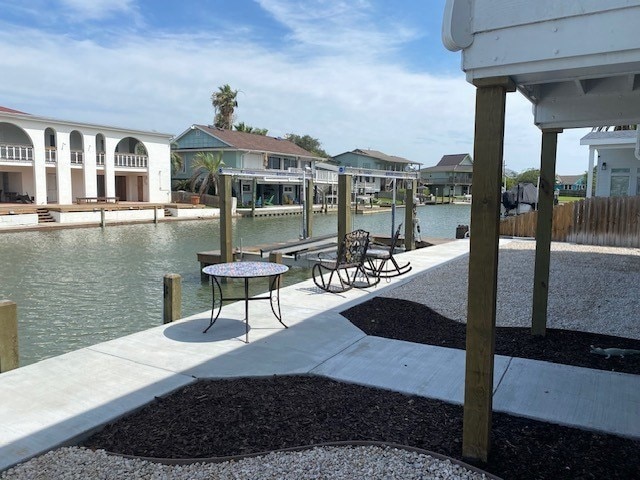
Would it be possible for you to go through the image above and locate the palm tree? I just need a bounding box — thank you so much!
[170,142,183,174]
[211,84,238,129]
[234,122,268,135]
[189,152,225,196]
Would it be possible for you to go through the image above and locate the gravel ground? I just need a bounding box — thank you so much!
[382,240,640,339]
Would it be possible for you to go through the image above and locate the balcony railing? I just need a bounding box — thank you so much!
[0,144,33,162]
[96,153,105,165]
[70,150,84,164]
[45,148,57,163]
[115,153,147,168]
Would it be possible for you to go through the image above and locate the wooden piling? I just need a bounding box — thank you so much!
[0,300,19,372]
[306,177,314,238]
[163,274,181,324]
[220,174,233,264]
[338,174,352,243]
[404,184,415,251]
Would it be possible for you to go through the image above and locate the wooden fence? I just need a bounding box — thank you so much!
[499,196,640,247]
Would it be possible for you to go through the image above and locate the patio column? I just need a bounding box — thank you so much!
[337,173,352,242]
[462,77,514,463]
[220,174,233,264]
[531,129,562,337]
[586,146,595,198]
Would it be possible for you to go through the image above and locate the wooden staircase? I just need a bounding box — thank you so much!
[164,208,172,217]
[36,208,55,223]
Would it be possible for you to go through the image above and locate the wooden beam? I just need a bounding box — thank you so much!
[337,174,351,243]
[531,129,561,336]
[219,175,233,264]
[462,83,509,463]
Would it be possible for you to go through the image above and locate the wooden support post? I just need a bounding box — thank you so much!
[0,300,19,372]
[100,208,106,228]
[306,177,314,238]
[268,251,282,264]
[154,206,159,224]
[531,129,562,337]
[463,78,513,463]
[251,178,257,217]
[163,274,181,324]
[219,174,233,264]
[404,183,416,251]
[338,174,352,243]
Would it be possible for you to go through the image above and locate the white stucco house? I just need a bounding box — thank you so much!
[0,106,173,205]
[580,129,640,197]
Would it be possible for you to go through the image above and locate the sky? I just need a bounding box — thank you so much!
[0,0,591,174]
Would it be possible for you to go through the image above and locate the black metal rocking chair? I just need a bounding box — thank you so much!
[364,223,412,279]
[312,229,376,293]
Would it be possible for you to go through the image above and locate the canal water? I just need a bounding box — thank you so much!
[0,204,470,366]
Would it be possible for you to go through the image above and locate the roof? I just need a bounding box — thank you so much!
[0,106,28,114]
[580,130,638,146]
[336,148,418,165]
[557,174,583,184]
[437,153,470,167]
[193,125,319,158]
[421,164,473,173]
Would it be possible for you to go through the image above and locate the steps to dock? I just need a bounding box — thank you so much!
[36,208,54,223]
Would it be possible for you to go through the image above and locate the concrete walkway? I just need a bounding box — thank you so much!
[1,239,639,471]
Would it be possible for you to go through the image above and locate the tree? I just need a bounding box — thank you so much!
[170,142,183,174]
[285,133,329,157]
[211,84,238,129]
[515,168,540,185]
[234,122,268,135]
[189,152,225,196]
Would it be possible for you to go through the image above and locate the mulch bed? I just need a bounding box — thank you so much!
[82,297,640,479]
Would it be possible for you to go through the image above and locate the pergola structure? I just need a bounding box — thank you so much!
[443,0,640,462]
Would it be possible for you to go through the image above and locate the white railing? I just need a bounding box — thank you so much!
[70,150,84,164]
[96,153,105,165]
[0,144,33,162]
[45,148,57,163]
[115,153,147,168]
[315,170,338,184]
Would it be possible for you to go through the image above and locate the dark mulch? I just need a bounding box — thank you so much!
[82,297,640,479]
[343,297,640,374]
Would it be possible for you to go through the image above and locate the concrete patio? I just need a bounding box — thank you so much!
[0,238,638,471]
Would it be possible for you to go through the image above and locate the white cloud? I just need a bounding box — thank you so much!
[0,5,592,175]
[58,0,137,21]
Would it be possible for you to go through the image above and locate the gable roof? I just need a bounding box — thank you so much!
[557,174,584,185]
[190,125,319,158]
[437,154,470,167]
[0,106,28,114]
[336,148,418,165]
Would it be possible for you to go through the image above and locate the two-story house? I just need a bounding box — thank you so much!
[330,149,420,195]
[171,125,323,206]
[0,106,172,205]
[420,153,473,197]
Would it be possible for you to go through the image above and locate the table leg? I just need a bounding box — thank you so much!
[203,275,223,333]
[269,274,287,328]
[244,277,249,343]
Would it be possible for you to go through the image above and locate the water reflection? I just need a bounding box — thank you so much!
[0,204,470,366]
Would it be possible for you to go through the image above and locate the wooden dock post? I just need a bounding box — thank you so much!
[404,183,415,251]
[0,300,19,372]
[532,129,561,337]
[462,77,514,463]
[154,206,159,224]
[163,274,181,324]
[338,174,351,243]
[306,177,314,238]
[220,174,233,264]
[100,208,106,228]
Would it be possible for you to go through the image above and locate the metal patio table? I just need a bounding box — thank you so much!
[202,261,289,342]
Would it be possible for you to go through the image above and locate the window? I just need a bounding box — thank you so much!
[242,183,251,192]
[610,168,630,197]
[267,156,281,169]
[283,158,297,170]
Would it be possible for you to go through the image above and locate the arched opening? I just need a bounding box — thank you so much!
[69,130,83,164]
[44,127,56,163]
[0,122,34,202]
[114,136,148,201]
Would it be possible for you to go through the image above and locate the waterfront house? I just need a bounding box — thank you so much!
[555,174,587,197]
[171,125,324,206]
[580,129,640,197]
[0,106,172,205]
[420,153,473,197]
[329,149,420,195]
